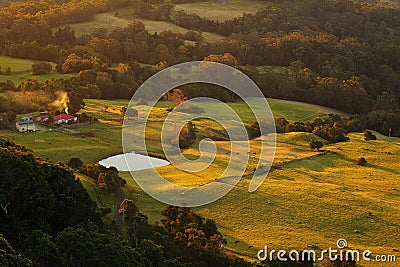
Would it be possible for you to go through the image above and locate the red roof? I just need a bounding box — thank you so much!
[54,114,76,121]
[40,115,49,119]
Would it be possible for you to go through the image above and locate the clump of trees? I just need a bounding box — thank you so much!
[0,139,101,245]
[32,61,52,75]
[364,130,377,141]
[79,163,126,190]
[271,114,356,144]
[0,110,16,129]
[67,157,83,169]
[179,121,197,149]
[309,139,323,151]
[122,107,139,120]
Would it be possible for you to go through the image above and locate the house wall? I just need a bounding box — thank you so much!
[16,123,36,132]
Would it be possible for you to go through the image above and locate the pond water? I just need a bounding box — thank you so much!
[99,152,170,171]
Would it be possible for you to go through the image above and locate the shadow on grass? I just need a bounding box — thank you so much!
[366,163,400,175]
[338,153,400,175]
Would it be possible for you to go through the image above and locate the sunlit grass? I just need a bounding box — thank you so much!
[0,56,75,86]
[1,98,398,266]
[57,7,225,43]
[175,0,268,22]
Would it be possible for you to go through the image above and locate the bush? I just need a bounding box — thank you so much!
[32,61,52,75]
[275,117,289,133]
[67,157,83,169]
[312,125,349,143]
[364,130,377,140]
[285,121,311,133]
[356,157,367,166]
[124,107,138,118]
[246,121,261,139]
[309,139,323,151]
[179,121,196,148]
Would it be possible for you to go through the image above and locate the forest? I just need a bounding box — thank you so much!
[0,1,399,265]
[0,0,399,136]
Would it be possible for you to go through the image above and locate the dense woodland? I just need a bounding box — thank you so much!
[0,1,398,266]
[0,0,399,135]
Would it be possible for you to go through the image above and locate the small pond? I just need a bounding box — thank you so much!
[99,152,169,171]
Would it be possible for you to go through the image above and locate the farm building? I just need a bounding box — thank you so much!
[37,114,49,122]
[16,116,36,132]
[54,114,77,124]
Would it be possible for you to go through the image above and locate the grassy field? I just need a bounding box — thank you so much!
[1,98,398,265]
[120,131,400,266]
[0,98,347,164]
[59,7,225,43]
[0,56,75,86]
[176,0,267,22]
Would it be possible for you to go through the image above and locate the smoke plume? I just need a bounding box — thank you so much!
[49,91,70,114]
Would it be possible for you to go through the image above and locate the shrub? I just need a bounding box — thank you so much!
[275,117,289,133]
[285,121,311,133]
[246,121,261,139]
[356,157,367,166]
[124,107,138,118]
[364,130,377,140]
[309,139,323,151]
[67,157,83,169]
[312,125,349,143]
[179,121,196,148]
[32,61,52,75]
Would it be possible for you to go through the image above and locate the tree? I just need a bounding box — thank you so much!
[373,92,399,112]
[67,158,83,169]
[67,90,85,114]
[246,121,261,139]
[124,107,138,119]
[0,234,32,266]
[56,226,145,267]
[363,130,376,140]
[309,139,323,151]
[32,61,52,75]
[0,140,101,244]
[356,157,367,166]
[17,230,61,266]
[203,53,239,67]
[127,212,150,248]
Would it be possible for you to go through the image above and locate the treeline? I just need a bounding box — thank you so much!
[1,140,358,266]
[172,1,400,114]
[0,0,130,27]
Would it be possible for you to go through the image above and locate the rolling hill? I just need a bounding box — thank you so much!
[0,56,75,86]
[1,98,398,265]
